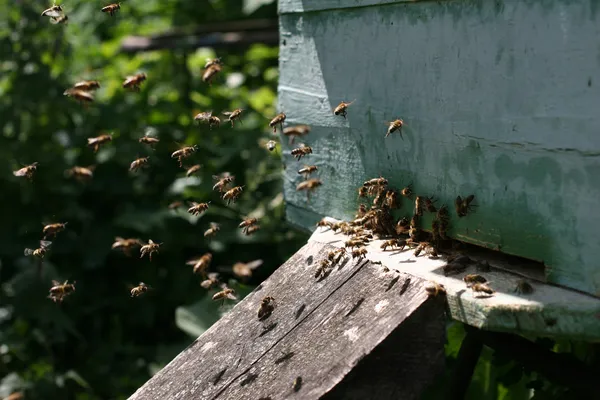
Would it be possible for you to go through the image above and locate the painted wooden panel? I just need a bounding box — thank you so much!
[278,0,600,296]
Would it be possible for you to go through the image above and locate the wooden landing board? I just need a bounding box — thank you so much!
[128,241,445,400]
[310,223,600,341]
[277,0,600,297]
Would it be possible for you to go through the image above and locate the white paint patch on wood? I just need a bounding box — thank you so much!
[343,326,360,342]
[374,300,389,314]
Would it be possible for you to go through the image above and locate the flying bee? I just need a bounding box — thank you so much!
[231,259,264,280]
[385,190,400,209]
[65,166,94,181]
[269,112,286,133]
[122,73,147,91]
[129,156,149,172]
[296,178,322,201]
[400,184,413,198]
[282,125,310,144]
[187,201,210,216]
[202,63,222,84]
[50,14,69,24]
[171,145,198,167]
[424,196,437,213]
[385,119,404,138]
[381,239,406,251]
[204,222,220,238]
[238,218,258,234]
[64,88,94,105]
[514,279,535,295]
[212,173,235,193]
[101,3,121,16]
[13,162,38,181]
[424,282,446,297]
[24,240,52,259]
[200,272,220,290]
[139,132,160,147]
[140,239,161,261]
[244,225,261,236]
[333,100,355,119]
[187,253,212,276]
[185,164,201,177]
[266,140,278,152]
[257,296,276,321]
[168,201,184,210]
[351,247,367,260]
[130,282,149,298]
[298,165,318,179]
[222,186,244,205]
[41,4,64,18]
[455,194,477,217]
[72,80,100,92]
[291,145,312,161]
[204,57,223,69]
[471,282,494,296]
[212,287,237,303]
[414,196,424,217]
[222,109,244,127]
[463,274,488,287]
[111,237,143,257]
[48,280,76,303]
[194,111,218,128]
[42,222,67,240]
[87,133,112,153]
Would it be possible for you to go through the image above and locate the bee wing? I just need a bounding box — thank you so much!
[42,8,64,18]
[227,293,238,300]
[200,280,213,289]
[222,111,233,117]
[148,239,155,245]
[49,16,64,25]
[51,280,61,286]
[24,248,34,256]
[13,168,27,177]
[40,240,53,249]
[245,259,264,270]
[207,272,220,280]
[186,259,200,266]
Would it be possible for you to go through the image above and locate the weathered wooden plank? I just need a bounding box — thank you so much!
[279,0,422,14]
[310,223,600,340]
[278,0,600,296]
[128,240,444,400]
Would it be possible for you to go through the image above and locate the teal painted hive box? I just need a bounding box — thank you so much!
[277,0,600,297]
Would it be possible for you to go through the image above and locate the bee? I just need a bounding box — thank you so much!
[400,184,413,198]
[204,222,220,238]
[171,145,198,167]
[298,165,318,179]
[455,195,476,217]
[87,133,113,153]
[380,239,406,251]
[139,132,160,147]
[363,177,388,187]
[414,196,423,217]
[282,125,310,144]
[64,88,94,104]
[296,178,322,200]
[408,215,419,240]
[212,287,237,303]
[395,217,410,235]
[244,225,261,236]
[471,282,494,296]
[385,119,404,138]
[222,186,244,205]
[41,4,64,18]
[202,63,222,84]
[239,218,258,234]
[130,282,149,298]
[212,173,235,193]
[194,111,220,129]
[204,57,223,69]
[355,204,367,219]
[291,145,312,161]
[385,190,400,209]
[327,248,347,266]
[316,218,335,229]
[333,100,355,119]
[140,239,161,261]
[413,242,435,257]
[168,201,184,210]
[129,157,149,172]
[232,259,264,280]
[351,247,367,259]
[122,73,147,91]
[48,280,76,303]
[463,274,488,287]
[111,237,143,257]
[424,196,437,213]
[187,253,212,276]
[292,376,302,392]
[65,166,94,181]
[345,239,366,249]
[42,222,67,240]
[358,186,369,199]
[185,164,201,177]
[13,162,38,181]
[4,392,24,400]
[269,112,286,133]
[315,259,333,279]
[514,279,534,295]
[187,201,210,216]
[50,14,69,24]
[200,272,220,290]
[222,109,244,127]
[72,80,100,92]
[101,3,121,16]
[257,296,276,321]
[266,140,277,152]
[424,282,446,297]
